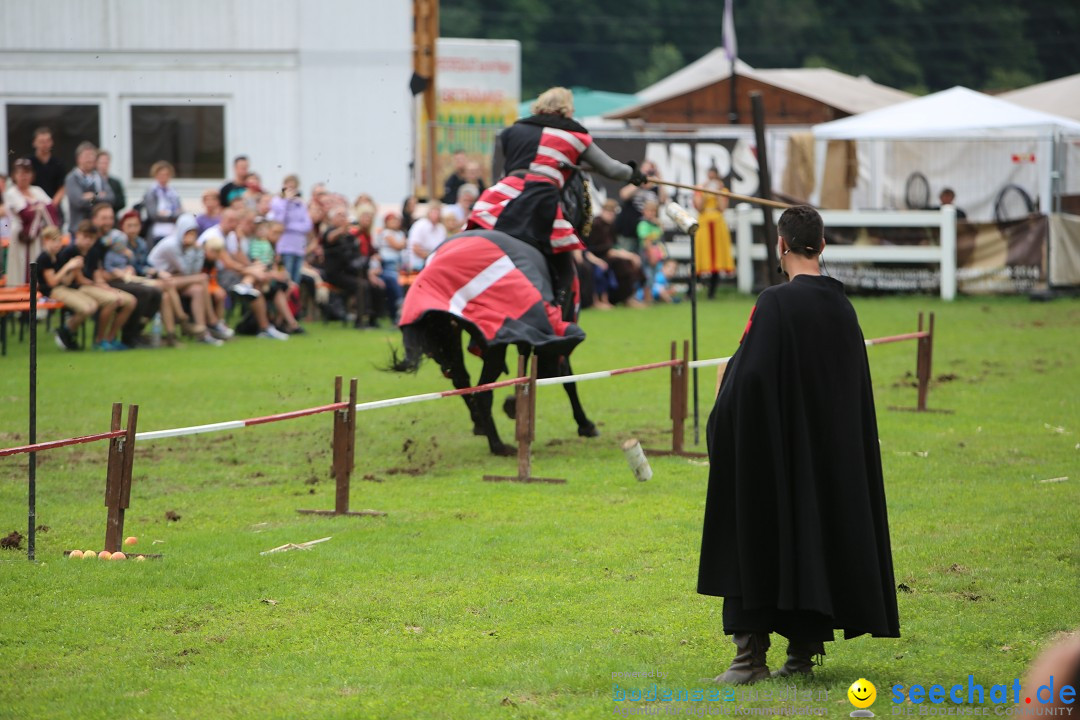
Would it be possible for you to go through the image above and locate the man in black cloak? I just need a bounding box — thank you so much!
[698,205,900,684]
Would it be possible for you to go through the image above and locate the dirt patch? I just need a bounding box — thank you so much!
[165,510,181,522]
[361,474,384,483]
[892,371,918,389]
[946,563,970,574]
[936,373,958,383]
[385,467,424,476]
[1,531,24,550]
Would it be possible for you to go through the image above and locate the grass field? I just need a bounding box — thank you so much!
[1,292,1078,719]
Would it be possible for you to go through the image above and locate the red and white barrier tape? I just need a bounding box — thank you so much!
[0,429,127,457]
[3,330,927,452]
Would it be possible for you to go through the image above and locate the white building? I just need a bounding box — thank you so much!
[0,0,413,208]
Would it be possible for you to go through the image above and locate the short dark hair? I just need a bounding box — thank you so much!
[234,155,249,165]
[75,220,99,238]
[90,202,113,219]
[33,127,52,139]
[777,205,824,257]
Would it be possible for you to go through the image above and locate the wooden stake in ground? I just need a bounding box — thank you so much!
[483,356,566,484]
[297,377,387,517]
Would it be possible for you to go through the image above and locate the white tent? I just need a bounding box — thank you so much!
[813,86,1080,139]
[810,87,1080,218]
[1001,73,1080,124]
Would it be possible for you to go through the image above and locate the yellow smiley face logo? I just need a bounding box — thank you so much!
[848,678,877,708]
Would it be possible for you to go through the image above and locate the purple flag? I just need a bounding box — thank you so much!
[723,0,738,61]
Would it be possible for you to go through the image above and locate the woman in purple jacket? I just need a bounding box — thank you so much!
[268,174,313,283]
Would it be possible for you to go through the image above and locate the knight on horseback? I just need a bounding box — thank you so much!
[467,86,647,319]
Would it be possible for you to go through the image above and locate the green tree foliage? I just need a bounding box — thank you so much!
[441,0,1080,97]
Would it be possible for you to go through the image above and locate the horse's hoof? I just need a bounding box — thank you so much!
[578,422,600,438]
[492,443,517,457]
[473,424,486,436]
[502,395,517,420]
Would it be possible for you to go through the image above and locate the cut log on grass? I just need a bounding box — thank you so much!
[622,438,652,482]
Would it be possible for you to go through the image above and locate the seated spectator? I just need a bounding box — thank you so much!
[254,192,272,221]
[374,212,406,323]
[96,150,126,214]
[241,217,302,335]
[587,197,643,307]
[636,200,664,306]
[447,183,479,225]
[105,211,186,347]
[36,227,89,351]
[4,157,60,285]
[441,208,464,237]
[202,230,288,341]
[56,220,137,350]
[147,214,226,346]
[219,155,249,207]
[268,174,312,284]
[65,142,115,231]
[650,259,681,304]
[241,172,263,211]
[401,195,419,234]
[352,207,382,327]
[142,160,182,246]
[116,211,152,277]
[322,206,378,329]
[353,193,377,215]
[196,189,223,234]
[406,201,447,272]
[90,202,161,347]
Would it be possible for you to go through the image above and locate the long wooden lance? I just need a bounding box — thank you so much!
[645,177,793,210]
[558,161,792,210]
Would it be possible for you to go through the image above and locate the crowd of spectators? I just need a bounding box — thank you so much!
[1,131,699,354]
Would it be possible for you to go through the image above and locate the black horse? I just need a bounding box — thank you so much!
[391,228,598,456]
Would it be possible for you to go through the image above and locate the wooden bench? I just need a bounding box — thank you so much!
[0,290,65,356]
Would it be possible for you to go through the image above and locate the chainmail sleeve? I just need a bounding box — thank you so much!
[580,143,634,182]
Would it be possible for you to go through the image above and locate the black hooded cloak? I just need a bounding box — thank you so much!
[698,274,900,640]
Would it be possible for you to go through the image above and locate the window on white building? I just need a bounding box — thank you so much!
[130,105,225,179]
[5,103,101,169]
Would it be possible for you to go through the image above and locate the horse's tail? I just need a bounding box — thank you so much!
[388,324,426,373]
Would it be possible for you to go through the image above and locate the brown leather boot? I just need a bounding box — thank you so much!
[713,633,771,684]
[772,638,825,678]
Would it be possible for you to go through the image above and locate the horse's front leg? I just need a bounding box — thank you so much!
[537,354,599,438]
[474,344,514,456]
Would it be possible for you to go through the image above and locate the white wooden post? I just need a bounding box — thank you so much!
[736,203,754,294]
[939,204,957,301]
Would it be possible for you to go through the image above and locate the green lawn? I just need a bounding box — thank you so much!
[1,293,1078,719]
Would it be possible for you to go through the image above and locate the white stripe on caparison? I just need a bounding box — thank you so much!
[448,255,516,315]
